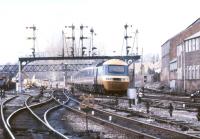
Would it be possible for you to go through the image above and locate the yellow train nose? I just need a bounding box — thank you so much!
[103,81,129,91]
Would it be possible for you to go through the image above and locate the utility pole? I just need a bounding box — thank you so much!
[65,24,75,57]
[90,28,97,56]
[26,25,36,58]
[124,24,132,56]
[80,24,88,57]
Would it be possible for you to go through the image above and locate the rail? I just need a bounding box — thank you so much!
[1,96,18,139]
[63,98,157,138]
[43,90,70,139]
[6,95,31,128]
[44,105,69,139]
[69,96,200,139]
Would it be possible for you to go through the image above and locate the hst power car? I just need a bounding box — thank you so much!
[71,59,129,96]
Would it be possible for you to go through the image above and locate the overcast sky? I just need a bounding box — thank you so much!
[0,0,199,64]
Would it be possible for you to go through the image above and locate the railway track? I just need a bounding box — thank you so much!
[1,94,29,139]
[1,90,68,139]
[91,94,200,132]
[143,87,200,104]
[68,92,200,139]
[72,89,200,132]
[86,91,200,110]
[45,90,74,138]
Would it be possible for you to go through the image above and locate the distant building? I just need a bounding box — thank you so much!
[161,18,200,92]
[133,61,161,87]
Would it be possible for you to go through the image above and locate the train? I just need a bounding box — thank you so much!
[70,59,130,96]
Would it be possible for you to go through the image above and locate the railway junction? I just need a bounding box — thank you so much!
[0,20,200,138]
[0,0,200,138]
[0,55,200,139]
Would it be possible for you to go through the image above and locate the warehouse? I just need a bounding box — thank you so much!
[161,18,200,93]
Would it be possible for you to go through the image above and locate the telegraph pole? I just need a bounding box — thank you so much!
[80,24,88,57]
[65,24,75,57]
[89,28,97,56]
[26,25,36,58]
[124,24,132,56]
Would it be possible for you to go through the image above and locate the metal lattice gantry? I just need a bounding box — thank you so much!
[0,65,18,73]
[19,55,140,63]
[0,64,93,73]
[15,55,140,93]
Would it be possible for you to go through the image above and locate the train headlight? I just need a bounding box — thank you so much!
[106,78,112,81]
[122,78,129,81]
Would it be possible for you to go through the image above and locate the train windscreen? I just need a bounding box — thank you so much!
[109,65,124,73]
[107,65,128,75]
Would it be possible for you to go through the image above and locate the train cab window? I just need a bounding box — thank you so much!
[106,65,128,75]
[108,65,124,73]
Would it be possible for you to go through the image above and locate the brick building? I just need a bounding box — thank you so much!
[161,18,200,92]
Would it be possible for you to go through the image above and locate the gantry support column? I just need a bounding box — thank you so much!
[18,61,22,93]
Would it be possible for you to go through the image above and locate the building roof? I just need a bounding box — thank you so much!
[161,18,200,46]
[186,18,200,29]
[185,31,200,40]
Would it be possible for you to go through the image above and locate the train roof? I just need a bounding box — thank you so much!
[102,59,128,66]
[80,66,94,71]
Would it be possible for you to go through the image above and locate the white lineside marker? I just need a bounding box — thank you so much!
[78,107,81,110]
[109,116,112,122]
[183,103,185,108]
[92,111,94,115]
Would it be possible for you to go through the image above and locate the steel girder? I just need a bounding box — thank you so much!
[1,55,140,73]
[19,55,140,63]
[0,64,92,73]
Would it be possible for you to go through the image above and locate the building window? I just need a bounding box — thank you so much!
[177,44,182,56]
[162,41,170,57]
[189,40,192,52]
[196,65,199,79]
[185,41,188,52]
[189,66,192,79]
[170,61,177,71]
[196,37,200,50]
[186,66,189,79]
[191,66,193,79]
[178,56,182,68]
[192,39,196,51]
[193,65,196,79]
